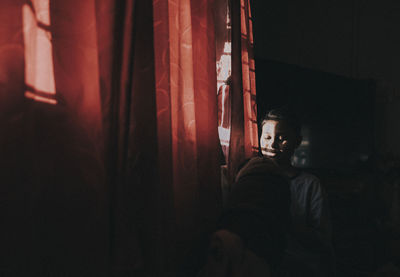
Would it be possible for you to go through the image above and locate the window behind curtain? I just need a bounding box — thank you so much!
[216,0,232,163]
[23,0,57,105]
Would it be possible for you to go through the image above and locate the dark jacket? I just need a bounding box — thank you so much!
[218,157,291,268]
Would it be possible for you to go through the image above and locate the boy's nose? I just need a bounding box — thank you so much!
[270,138,279,149]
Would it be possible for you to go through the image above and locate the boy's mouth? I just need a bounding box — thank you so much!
[262,149,279,157]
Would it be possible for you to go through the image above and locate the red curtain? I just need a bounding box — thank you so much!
[240,0,258,156]
[229,0,258,183]
[153,0,223,271]
[100,0,223,274]
[1,0,222,276]
[0,0,256,275]
[1,0,109,276]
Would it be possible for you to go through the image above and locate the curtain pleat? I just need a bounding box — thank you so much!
[240,0,258,157]
[228,0,258,183]
[1,0,224,275]
[153,1,222,270]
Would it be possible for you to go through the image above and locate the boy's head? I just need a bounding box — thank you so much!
[260,107,302,166]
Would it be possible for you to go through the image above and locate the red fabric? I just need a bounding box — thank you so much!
[229,0,258,183]
[240,0,258,157]
[153,0,222,263]
[1,1,109,276]
[97,0,156,274]
[1,0,223,275]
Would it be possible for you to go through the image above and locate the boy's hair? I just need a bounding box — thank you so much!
[261,106,302,137]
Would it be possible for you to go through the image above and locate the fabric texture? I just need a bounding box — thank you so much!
[228,0,258,184]
[0,0,223,276]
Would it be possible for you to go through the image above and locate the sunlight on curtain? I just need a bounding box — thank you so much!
[240,0,258,156]
[153,0,221,243]
[22,0,56,105]
[227,0,258,184]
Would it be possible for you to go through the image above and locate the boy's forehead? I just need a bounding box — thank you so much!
[262,120,295,134]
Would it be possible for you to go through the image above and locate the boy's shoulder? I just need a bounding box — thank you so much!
[291,171,321,188]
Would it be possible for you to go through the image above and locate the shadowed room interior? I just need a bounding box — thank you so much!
[0,0,400,276]
[252,0,400,275]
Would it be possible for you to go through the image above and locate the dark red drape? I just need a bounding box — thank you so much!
[1,0,108,276]
[1,0,223,276]
[229,0,258,183]
[153,0,223,271]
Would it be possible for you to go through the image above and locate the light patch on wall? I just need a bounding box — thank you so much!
[217,42,232,90]
[217,43,231,157]
[218,126,230,147]
[216,2,232,160]
[22,0,57,105]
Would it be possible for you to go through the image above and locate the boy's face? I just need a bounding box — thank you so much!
[260,120,301,165]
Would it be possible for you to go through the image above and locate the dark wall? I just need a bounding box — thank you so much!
[252,0,400,159]
[251,1,400,272]
[252,0,400,84]
[255,59,374,169]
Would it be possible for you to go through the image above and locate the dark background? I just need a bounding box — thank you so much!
[251,0,400,161]
[251,0,400,275]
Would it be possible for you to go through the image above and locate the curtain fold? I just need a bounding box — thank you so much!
[97,0,152,275]
[240,0,258,156]
[1,0,231,275]
[6,0,110,275]
[153,0,222,270]
[228,0,258,183]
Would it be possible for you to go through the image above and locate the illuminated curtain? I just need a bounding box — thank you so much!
[96,0,222,275]
[22,0,56,104]
[0,0,108,276]
[153,0,222,269]
[98,0,223,274]
[228,0,258,183]
[2,0,221,275]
